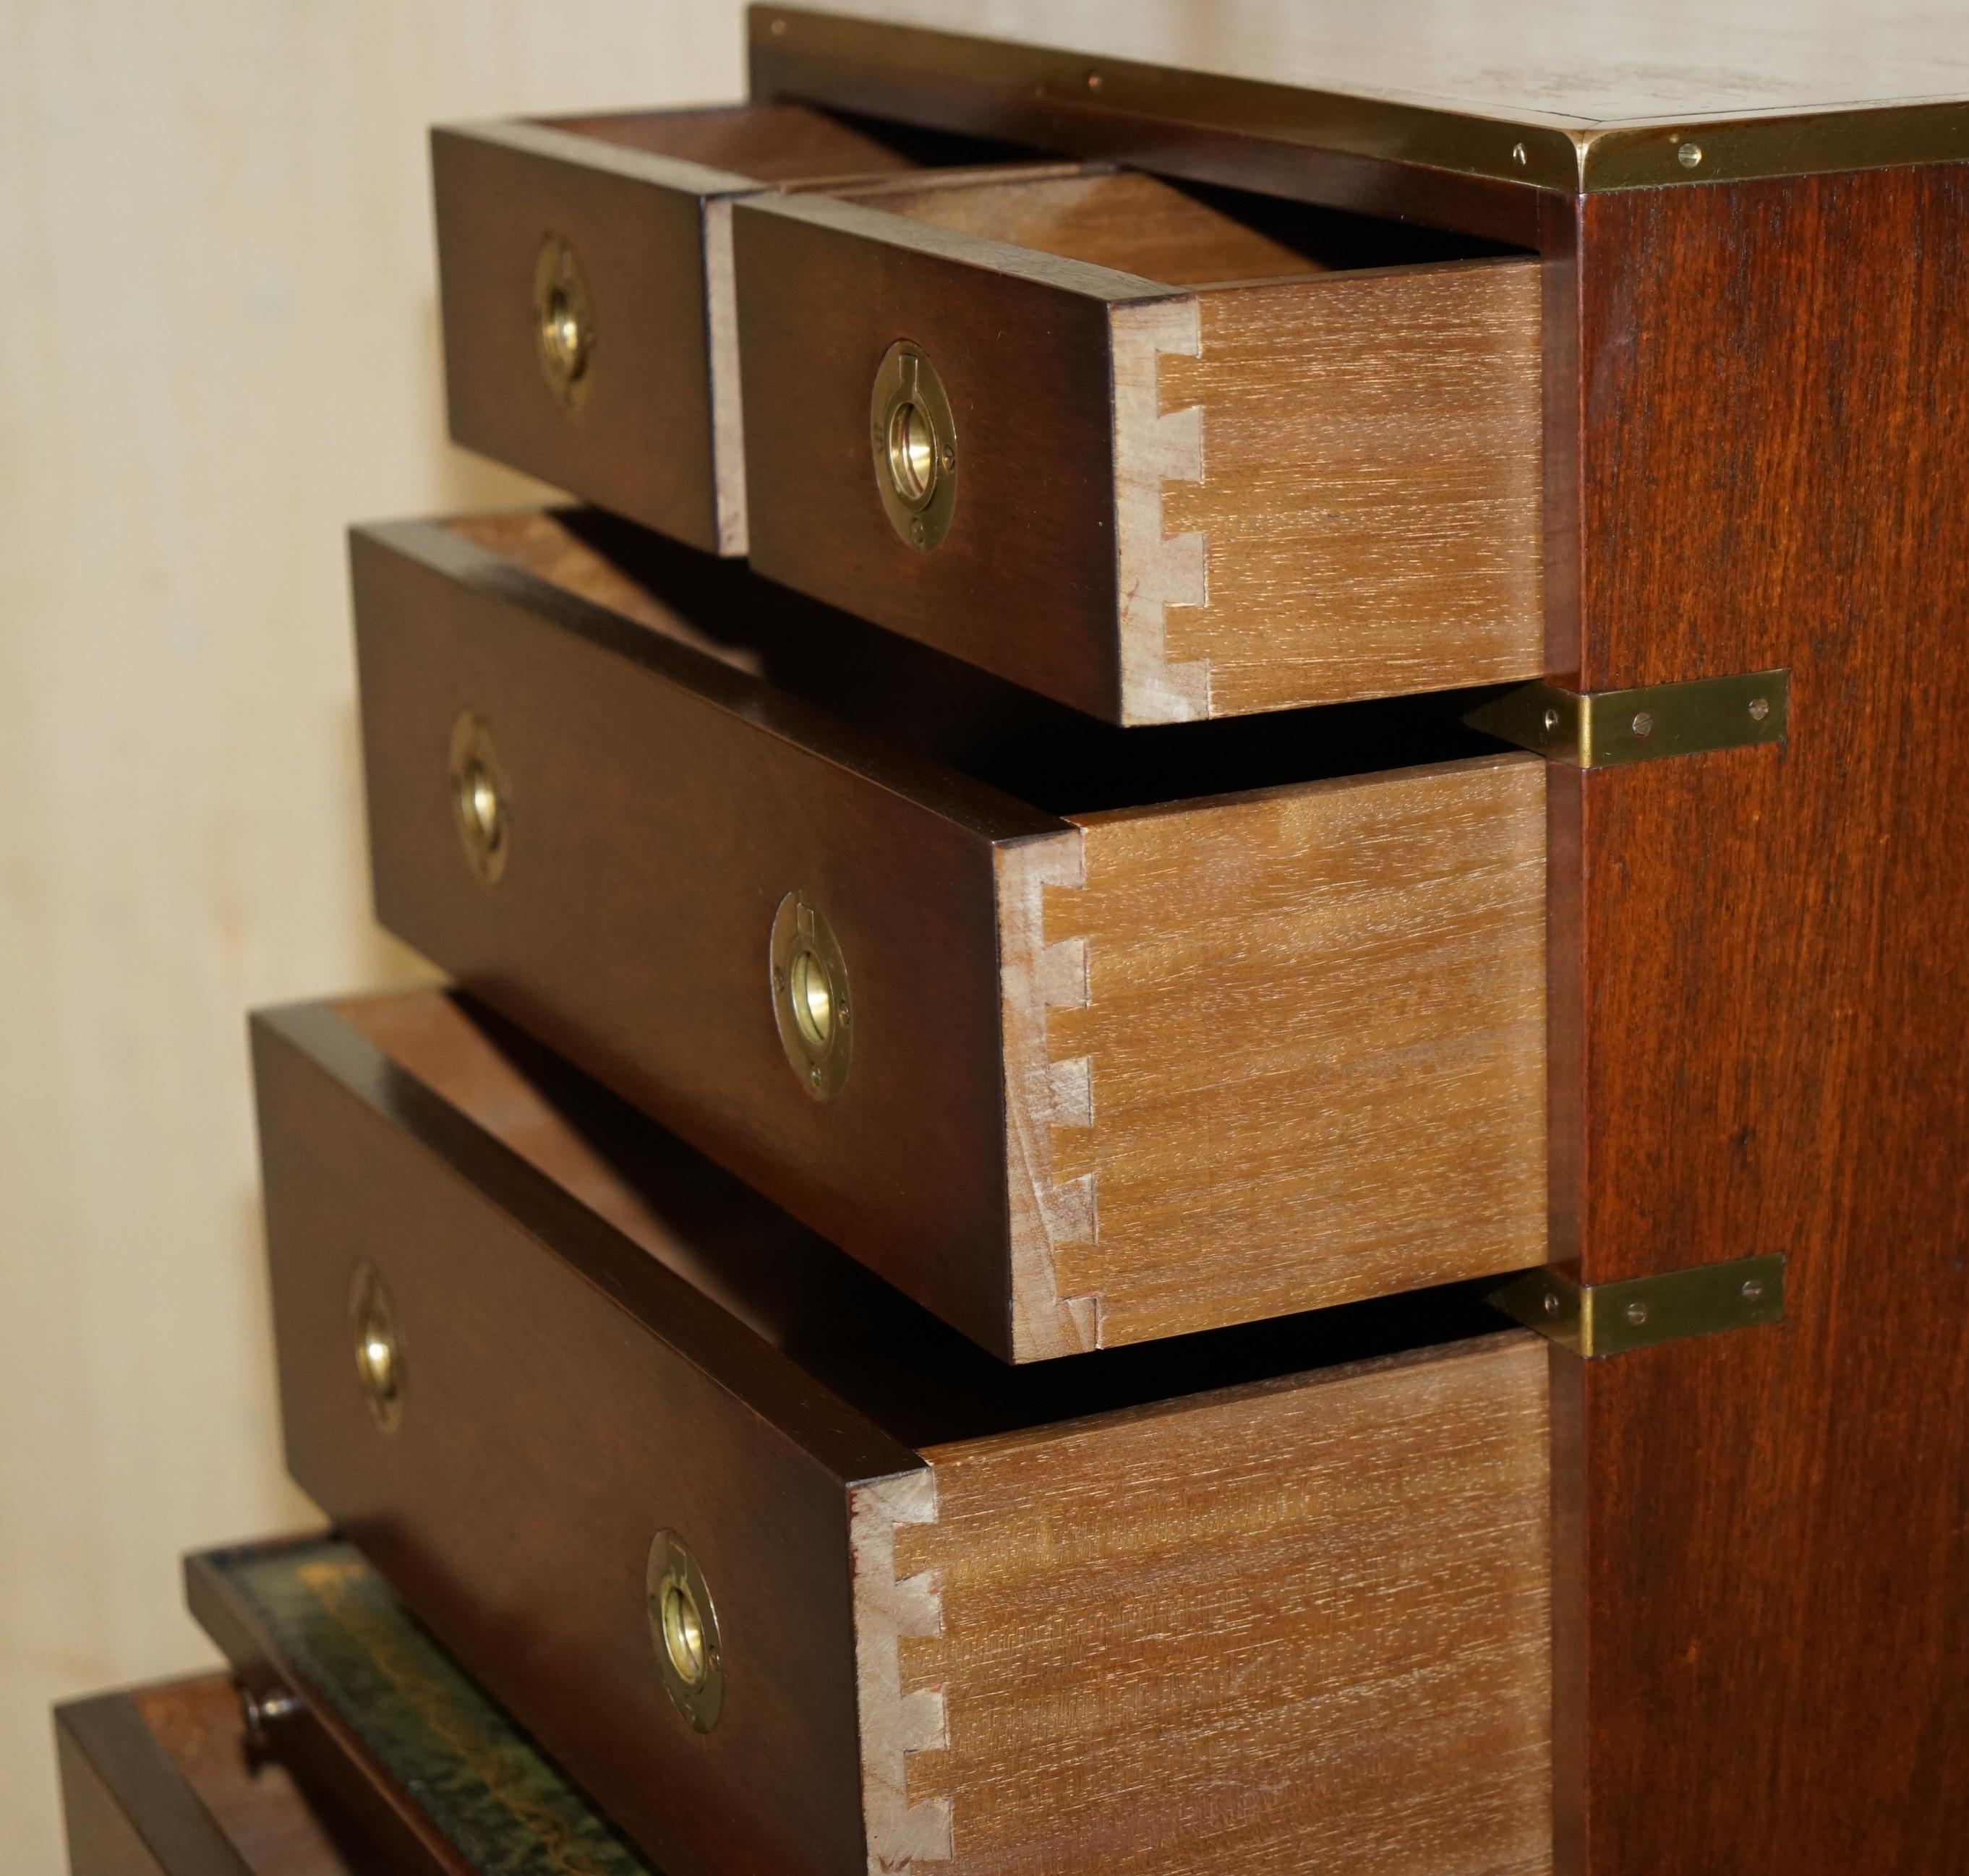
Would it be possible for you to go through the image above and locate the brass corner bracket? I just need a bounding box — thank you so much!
[1492,1254,1785,1358]
[1467,669,1789,768]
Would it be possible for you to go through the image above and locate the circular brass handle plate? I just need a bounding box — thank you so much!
[647,1530,723,1731]
[349,1262,403,1433]
[870,339,957,551]
[770,890,853,1100]
[448,712,511,886]
[533,235,596,409]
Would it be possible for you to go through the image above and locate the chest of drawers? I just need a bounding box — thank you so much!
[61,7,1969,1874]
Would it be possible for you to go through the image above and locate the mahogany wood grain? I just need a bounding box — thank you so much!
[1546,167,1969,1872]
[254,990,1551,1876]
[58,1679,361,1876]
[354,511,1545,1359]
[735,168,1538,722]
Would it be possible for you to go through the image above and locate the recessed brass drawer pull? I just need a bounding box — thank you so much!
[348,1262,403,1432]
[771,890,853,1099]
[448,712,511,886]
[648,1531,723,1732]
[531,235,595,408]
[871,339,957,550]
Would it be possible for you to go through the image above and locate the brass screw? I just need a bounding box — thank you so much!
[1678,142,1704,168]
[1086,69,1103,91]
[1625,1301,1650,1327]
[1542,1290,1561,1317]
[1742,1277,1766,1301]
[1631,711,1656,738]
[1542,706,1561,733]
[769,15,787,33]
[1748,696,1771,721]
[1512,142,1529,168]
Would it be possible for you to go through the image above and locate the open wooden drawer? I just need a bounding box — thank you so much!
[57,1676,375,1876]
[735,164,1544,722]
[352,507,1548,1362]
[56,1537,664,1876]
[252,987,1554,1876]
[432,103,1026,554]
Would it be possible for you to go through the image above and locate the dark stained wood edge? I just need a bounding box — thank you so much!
[57,1689,259,1876]
[183,1543,470,1876]
[432,117,767,202]
[249,1001,921,1487]
[349,517,1062,845]
[748,8,1547,246]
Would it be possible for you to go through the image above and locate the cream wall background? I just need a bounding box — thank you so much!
[0,4,748,1864]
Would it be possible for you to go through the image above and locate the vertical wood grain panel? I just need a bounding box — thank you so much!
[1554,168,1969,1873]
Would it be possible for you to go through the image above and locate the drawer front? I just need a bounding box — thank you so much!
[435,120,746,554]
[253,1001,913,1876]
[355,513,1547,1362]
[735,184,1543,724]
[257,993,1553,1876]
[352,516,1044,1354]
[434,106,967,556]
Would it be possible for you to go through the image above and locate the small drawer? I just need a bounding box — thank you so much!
[255,988,1554,1876]
[353,509,1548,1363]
[735,166,1544,723]
[57,1674,399,1875]
[432,104,1030,554]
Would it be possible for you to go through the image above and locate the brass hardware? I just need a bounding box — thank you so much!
[349,1263,404,1431]
[753,10,1969,194]
[1492,1254,1785,1358]
[1677,141,1705,168]
[870,340,957,551]
[770,890,853,1100]
[532,236,595,408]
[1466,669,1789,768]
[448,712,511,886]
[647,1531,723,1732]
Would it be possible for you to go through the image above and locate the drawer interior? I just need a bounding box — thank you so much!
[829,163,1519,284]
[337,986,1516,1450]
[440,507,1513,814]
[531,100,1019,182]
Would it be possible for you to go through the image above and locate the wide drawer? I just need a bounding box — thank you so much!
[432,103,1024,554]
[353,509,1548,1362]
[57,1675,388,1876]
[255,988,1554,1876]
[735,165,1544,723]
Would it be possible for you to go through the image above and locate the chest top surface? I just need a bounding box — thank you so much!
[758,1,1969,191]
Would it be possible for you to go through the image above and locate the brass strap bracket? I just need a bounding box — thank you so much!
[1491,1254,1785,1357]
[1466,669,1789,767]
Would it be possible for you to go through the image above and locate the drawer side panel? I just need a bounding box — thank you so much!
[1158,258,1545,714]
[1041,753,1547,1348]
[900,1334,1553,1875]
